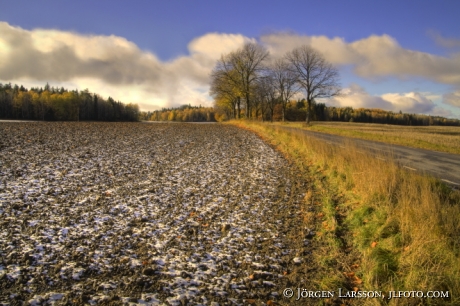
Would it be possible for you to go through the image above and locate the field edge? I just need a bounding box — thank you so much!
[229,120,460,306]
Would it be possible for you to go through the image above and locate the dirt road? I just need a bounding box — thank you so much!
[274,125,460,187]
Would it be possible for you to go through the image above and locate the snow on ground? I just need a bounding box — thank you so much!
[0,122,312,305]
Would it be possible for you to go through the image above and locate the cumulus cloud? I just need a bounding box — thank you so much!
[261,32,460,85]
[188,33,255,61]
[443,91,460,107]
[327,84,392,109]
[329,84,441,114]
[0,22,250,108]
[261,32,358,65]
[0,23,165,85]
[380,92,436,113]
[1,21,460,114]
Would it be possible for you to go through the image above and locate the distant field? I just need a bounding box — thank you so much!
[271,121,460,154]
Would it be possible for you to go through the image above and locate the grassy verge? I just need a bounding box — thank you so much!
[229,120,460,305]
[268,121,460,155]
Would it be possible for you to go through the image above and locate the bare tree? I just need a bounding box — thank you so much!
[269,58,299,122]
[252,76,271,121]
[252,83,264,120]
[210,43,269,119]
[224,43,269,118]
[210,68,241,119]
[265,77,279,122]
[285,45,341,124]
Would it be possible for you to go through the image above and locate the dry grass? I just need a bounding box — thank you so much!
[269,121,460,154]
[230,120,460,305]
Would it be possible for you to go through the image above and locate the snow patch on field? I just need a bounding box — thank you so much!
[0,122,309,303]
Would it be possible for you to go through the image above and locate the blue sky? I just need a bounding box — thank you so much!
[1,1,460,117]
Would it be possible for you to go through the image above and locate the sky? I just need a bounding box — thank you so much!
[1,1,460,118]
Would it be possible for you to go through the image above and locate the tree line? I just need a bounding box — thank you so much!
[141,102,460,126]
[282,100,460,126]
[0,83,140,121]
[139,104,217,122]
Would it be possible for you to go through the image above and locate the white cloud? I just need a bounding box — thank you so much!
[1,21,459,115]
[328,85,447,115]
[188,33,255,60]
[380,92,436,113]
[419,92,442,102]
[261,33,460,85]
[0,22,249,109]
[327,84,392,109]
[443,91,460,107]
[261,32,358,65]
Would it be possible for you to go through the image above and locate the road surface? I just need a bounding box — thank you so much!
[274,125,460,188]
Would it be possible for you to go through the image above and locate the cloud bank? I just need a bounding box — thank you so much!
[329,84,434,112]
[327,85,457,118]
[261,33,460,85]
[0,21,459,116]
[0,22,251,109]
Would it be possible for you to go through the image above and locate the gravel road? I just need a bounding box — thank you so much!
[274,125,460,187]
[0,122,313,305]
